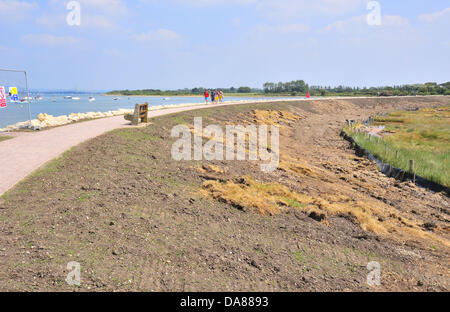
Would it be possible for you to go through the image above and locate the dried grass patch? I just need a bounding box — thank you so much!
[201,176,450,246]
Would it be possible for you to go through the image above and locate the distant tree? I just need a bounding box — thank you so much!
[440,82,450,89]
[237,86,252,93]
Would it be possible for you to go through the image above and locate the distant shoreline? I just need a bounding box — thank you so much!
[102,93,294,98]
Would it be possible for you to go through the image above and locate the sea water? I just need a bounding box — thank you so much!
[0,94,302,128]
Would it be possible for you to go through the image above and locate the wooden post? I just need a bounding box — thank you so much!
[141,102,149,123]
[409,160,416,184]
[396,150,399,159]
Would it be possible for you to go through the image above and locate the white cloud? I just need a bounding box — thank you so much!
[40,0,128,30]
[322,14,409,32]
[140,0,256,6]
[278,24,311,33]
[419,7,450,23]
[36,13,118,31]
[383,15,409,27]
[251,23,310,37]
[82,15,117,29]
[179,0,256,5]
[36,14,65,28]
[78,0,128,15]
[256,0,365,17]
[49,0,127,14]
[141,0,364,15]
[0,0,38,20]
[22,34,80,46]
[130,29,181,42]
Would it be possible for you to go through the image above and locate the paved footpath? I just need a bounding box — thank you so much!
[0,99,308,196]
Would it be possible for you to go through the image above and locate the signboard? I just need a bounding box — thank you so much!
[9,87,19,102]
[0,86,7,108]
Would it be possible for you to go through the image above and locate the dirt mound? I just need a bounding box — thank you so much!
[0,96,449,291]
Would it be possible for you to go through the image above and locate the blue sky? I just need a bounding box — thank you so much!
[0,0,449,91]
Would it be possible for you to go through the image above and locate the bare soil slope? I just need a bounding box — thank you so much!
[0,96,449,291]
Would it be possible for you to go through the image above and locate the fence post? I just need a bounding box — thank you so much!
[409,160,416,184]
[396,150,399,159]
[0,68,31,128]
[24,71,31,128]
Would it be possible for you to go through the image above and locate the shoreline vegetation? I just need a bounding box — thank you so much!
[105,80,450,97]
[344,106,450,188]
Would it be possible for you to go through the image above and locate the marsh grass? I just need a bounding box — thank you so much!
[346,106,450,187]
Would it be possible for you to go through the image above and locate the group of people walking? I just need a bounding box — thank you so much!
[204,90,224,104]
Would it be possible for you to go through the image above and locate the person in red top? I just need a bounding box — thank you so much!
[204,90,209,104]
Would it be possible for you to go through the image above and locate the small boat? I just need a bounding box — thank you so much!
[64,96,73,99]
[113,97,120,101]
[89,96,96,102]
[72,89,81,101]
[163,97,170,101]
[34,96,43,101]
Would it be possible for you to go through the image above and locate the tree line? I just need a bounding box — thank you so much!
[107,86,259,96]
[263,80,450,96]
[107,81,450,97]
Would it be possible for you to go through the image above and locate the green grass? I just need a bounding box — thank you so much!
[0,136,13,142]
[345,106,450,187]
[294,251,304,263]
[116,129,162,142]
[77,191,95,202]
[282,197,308,209]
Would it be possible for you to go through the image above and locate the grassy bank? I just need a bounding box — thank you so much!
[1,97,449,291]
[0,136,12,142]
[344,106,450,187]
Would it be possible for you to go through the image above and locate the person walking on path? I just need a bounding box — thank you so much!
[204,90,209,104]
